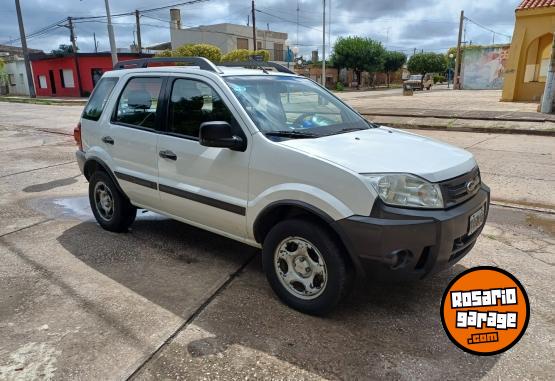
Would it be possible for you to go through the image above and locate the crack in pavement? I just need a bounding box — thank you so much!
[0,218,53,239]
[124,251,257,380]
[0,161,75,179]
[464,134,500,149]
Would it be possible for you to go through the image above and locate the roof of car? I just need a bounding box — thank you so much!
[102,65,299,78]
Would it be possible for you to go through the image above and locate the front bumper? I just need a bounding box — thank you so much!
[334,185,490,281]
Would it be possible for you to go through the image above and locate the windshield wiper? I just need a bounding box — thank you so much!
[265,130,318,139]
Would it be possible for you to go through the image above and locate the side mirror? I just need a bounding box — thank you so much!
[199,121,246,151]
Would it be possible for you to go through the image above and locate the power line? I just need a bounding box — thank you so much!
[2,17,67,44]
[255,9,321,32]
[464,16,512,39]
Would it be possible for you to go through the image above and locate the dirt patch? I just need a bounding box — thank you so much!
[526,214,555,236]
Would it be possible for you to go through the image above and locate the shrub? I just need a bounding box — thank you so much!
[335,82,345,91]
[221,49,270,62]
[154,49,173,58]
[171,44,222,62]
[433,75,446,84]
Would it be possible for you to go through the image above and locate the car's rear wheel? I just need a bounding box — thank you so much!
[89,171,136,232]
[262,219,351,315]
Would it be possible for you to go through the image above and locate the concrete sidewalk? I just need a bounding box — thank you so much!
[339,87,555,136]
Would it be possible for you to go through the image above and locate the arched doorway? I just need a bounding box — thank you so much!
[523,33,553,83]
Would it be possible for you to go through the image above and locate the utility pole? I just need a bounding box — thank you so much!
[93,32,98,53]
[135,10,142,55]
[322,0,326,87]
[296,0,299,48]
[104,0,118,66]
[328,0,331,50]
[14,0,36,98]
[454,10,464,90]
[540,33,555,113]
[252,0,257,51]
[67,17,83,97]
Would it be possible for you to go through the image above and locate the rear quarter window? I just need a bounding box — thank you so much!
[82,77,119,121]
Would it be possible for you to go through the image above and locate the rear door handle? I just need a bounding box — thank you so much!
[102,136,114,145]
[159,150,177,161]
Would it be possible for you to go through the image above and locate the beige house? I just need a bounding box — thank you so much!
[502,0,555,101]
[169,9,288,62]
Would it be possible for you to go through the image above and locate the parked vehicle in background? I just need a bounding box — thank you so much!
[74,57,489,315]
[404,73,433,90]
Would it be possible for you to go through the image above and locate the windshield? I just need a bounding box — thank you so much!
[409,75,423,80]
[224,75,374,139]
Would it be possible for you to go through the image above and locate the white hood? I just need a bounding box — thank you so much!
[280,127,476,182]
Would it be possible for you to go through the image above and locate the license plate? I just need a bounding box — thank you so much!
[468,205,485,235]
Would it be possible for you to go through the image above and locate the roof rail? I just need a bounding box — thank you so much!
[113,57,222,73]
[219,61,295,74]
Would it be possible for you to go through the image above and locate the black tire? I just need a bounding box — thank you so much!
[88,170,136,232]
[262,218,351,315]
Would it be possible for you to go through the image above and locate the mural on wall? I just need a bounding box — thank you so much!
[461,45,510,90]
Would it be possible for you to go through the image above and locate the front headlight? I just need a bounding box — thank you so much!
[362,174,444,209]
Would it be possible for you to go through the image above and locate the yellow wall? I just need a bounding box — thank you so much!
[501,7,555,102]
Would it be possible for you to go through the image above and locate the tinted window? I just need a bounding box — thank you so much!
[115,77,163,129]
[168,79,235,138]
[82,77,118,121]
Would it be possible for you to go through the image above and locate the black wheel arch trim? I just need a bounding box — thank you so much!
[253,200,365,277]
[83,157,128,198]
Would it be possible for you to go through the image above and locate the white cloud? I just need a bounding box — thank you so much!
[0,0,520,57]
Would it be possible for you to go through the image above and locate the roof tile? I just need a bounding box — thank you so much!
[517,0,555,10]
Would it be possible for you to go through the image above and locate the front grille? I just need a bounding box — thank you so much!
[440,167,481,208]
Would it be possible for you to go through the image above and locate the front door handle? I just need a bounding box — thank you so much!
[159,150,177,161]
[102,136,114,145]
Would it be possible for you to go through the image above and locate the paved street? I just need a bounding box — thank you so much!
[0,101,553,380]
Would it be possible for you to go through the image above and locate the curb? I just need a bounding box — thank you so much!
[0,98,86,106]
[359,111,553,124]
[364,118,555,137]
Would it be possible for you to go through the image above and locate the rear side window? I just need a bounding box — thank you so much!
[114,77,163,130]
[82,77,118,121]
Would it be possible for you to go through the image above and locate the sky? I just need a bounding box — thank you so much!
[0,0,522,58]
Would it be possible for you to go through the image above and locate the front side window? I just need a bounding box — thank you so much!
[115,77,163,129]
[225,75,373,139]
[82,77,118,121]
[168,78,235,138]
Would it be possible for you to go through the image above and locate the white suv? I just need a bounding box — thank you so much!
[74,57,489,315]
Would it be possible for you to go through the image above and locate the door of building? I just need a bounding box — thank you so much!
[48,70,56,95]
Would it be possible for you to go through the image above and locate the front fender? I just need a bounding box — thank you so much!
[247,183,354,239]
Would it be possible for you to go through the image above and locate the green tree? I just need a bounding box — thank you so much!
[331,36,386,88]
[407,52,447,75]
[51,44,75,56]
[171,43,222,62]
[383,51,407,87]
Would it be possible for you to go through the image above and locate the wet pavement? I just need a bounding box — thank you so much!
[0,102,553,380]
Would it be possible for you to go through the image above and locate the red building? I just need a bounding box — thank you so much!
[30,53,150,97]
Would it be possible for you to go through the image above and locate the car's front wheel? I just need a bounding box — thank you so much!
[89,171,136,232]
[262,219,351,315]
